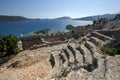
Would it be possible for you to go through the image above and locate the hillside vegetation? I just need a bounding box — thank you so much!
[0,15,30,22]
[0,35,19,57]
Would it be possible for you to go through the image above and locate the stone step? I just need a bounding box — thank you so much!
[89,37,101,46]
[76,45,87,64]
[85,42,100,56]
[84,42,94,58]
[61,52,69,68]
[67,44,81,64]
[65,46,75,63]
[50,51,63,76]
[84,42,99,69]
[91,31,113,41]
[68,43,83,66]
[62,49,70,65]
[87,58,106,80]
[91,37,105,46]
[67,44,76,59]
[97,30,116,38]
[75,49,84,66]
[53,52,61,68]
[97,30,120,42]
[86,41,99,52]
[81,43,93,64]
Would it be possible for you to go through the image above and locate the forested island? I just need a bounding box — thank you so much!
[0,15,30,22]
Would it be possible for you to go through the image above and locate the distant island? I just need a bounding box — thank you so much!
[73,14,116,21]
[54,16,72,20]
[0,16,72,22]
[0,15,30,22]
[0,14,117,22]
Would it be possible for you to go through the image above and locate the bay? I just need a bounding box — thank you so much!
[0,19,92,36]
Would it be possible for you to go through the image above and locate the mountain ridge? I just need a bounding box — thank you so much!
[73,14,116,21]
[0,13,117,22]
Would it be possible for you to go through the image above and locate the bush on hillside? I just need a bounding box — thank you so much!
[82,38,87,42]
[66,25,74,31]
[69,38,75,43]
[100,46,118,56]
[0,35,19,56]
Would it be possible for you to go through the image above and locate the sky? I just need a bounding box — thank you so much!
[0,0,120,18]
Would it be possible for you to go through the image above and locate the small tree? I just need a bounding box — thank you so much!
[0,36,6,54]
[100,46,118,56]
[0,35,19,56]
[66,25,74,31]
[93,20,97,24]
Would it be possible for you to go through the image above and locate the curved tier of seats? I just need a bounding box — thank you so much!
[48,30,115,80]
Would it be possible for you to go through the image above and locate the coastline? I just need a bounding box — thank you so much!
[0,19,92,36]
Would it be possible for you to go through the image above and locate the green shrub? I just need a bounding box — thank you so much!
[69,38,75,43]
[66,25,74,31]
[0,35,19,56]
[82,38,86,42]
[75,45,81,50]
[100,46,118,56]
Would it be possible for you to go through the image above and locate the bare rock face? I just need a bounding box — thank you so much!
[104,13,120,30]
[114,13,120,20]
[108,55,120,80]
[66,69,88,80]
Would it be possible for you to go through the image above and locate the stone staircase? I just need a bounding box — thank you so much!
[81,43,93,65]
[38,30,120,80]
[90,37,105,46]
[91,31,113,41]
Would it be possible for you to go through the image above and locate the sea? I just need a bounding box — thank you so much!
[0,19,92,36]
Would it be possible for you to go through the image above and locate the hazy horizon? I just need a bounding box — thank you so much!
[0,0,120,18]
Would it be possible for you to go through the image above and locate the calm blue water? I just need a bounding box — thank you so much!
[0,19,92,36]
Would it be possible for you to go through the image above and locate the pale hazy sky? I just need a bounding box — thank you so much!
[0,0,120,18]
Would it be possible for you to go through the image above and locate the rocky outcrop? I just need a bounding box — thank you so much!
[103,13,120,30]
